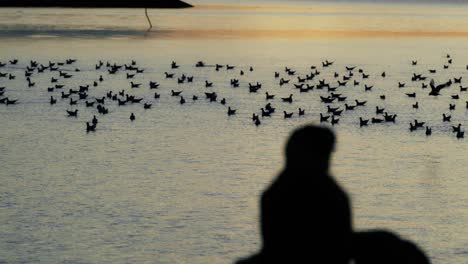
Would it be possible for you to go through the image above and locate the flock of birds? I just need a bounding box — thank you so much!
[0,54,466,139]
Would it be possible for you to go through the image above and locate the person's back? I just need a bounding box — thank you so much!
[260,168,351,263]
[248,125,352,263]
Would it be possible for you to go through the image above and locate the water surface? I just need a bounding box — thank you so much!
[1,1,468,263]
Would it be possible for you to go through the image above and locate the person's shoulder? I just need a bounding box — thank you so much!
[234,253,261,264]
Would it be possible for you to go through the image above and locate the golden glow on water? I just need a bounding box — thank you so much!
[193,4,370,12]
[152,29,468,39]
[186,4,468,39]
[2,2,468,39]
[194,3,468,16]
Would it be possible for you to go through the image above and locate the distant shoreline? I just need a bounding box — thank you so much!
[0,0,193,8]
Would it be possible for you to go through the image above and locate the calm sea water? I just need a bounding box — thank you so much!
[1,1,468,263]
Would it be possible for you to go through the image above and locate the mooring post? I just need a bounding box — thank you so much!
[145,8,153,30]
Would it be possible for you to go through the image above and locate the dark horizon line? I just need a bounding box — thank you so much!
[0,0,193,8]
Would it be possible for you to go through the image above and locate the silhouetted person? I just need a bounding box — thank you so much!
[352,230,430,264]
[237,125,352,263]
[237,125,431,263]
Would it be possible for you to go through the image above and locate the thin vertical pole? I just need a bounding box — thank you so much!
[145,8,153,30]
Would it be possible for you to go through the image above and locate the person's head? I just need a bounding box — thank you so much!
[285,125,335,171]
